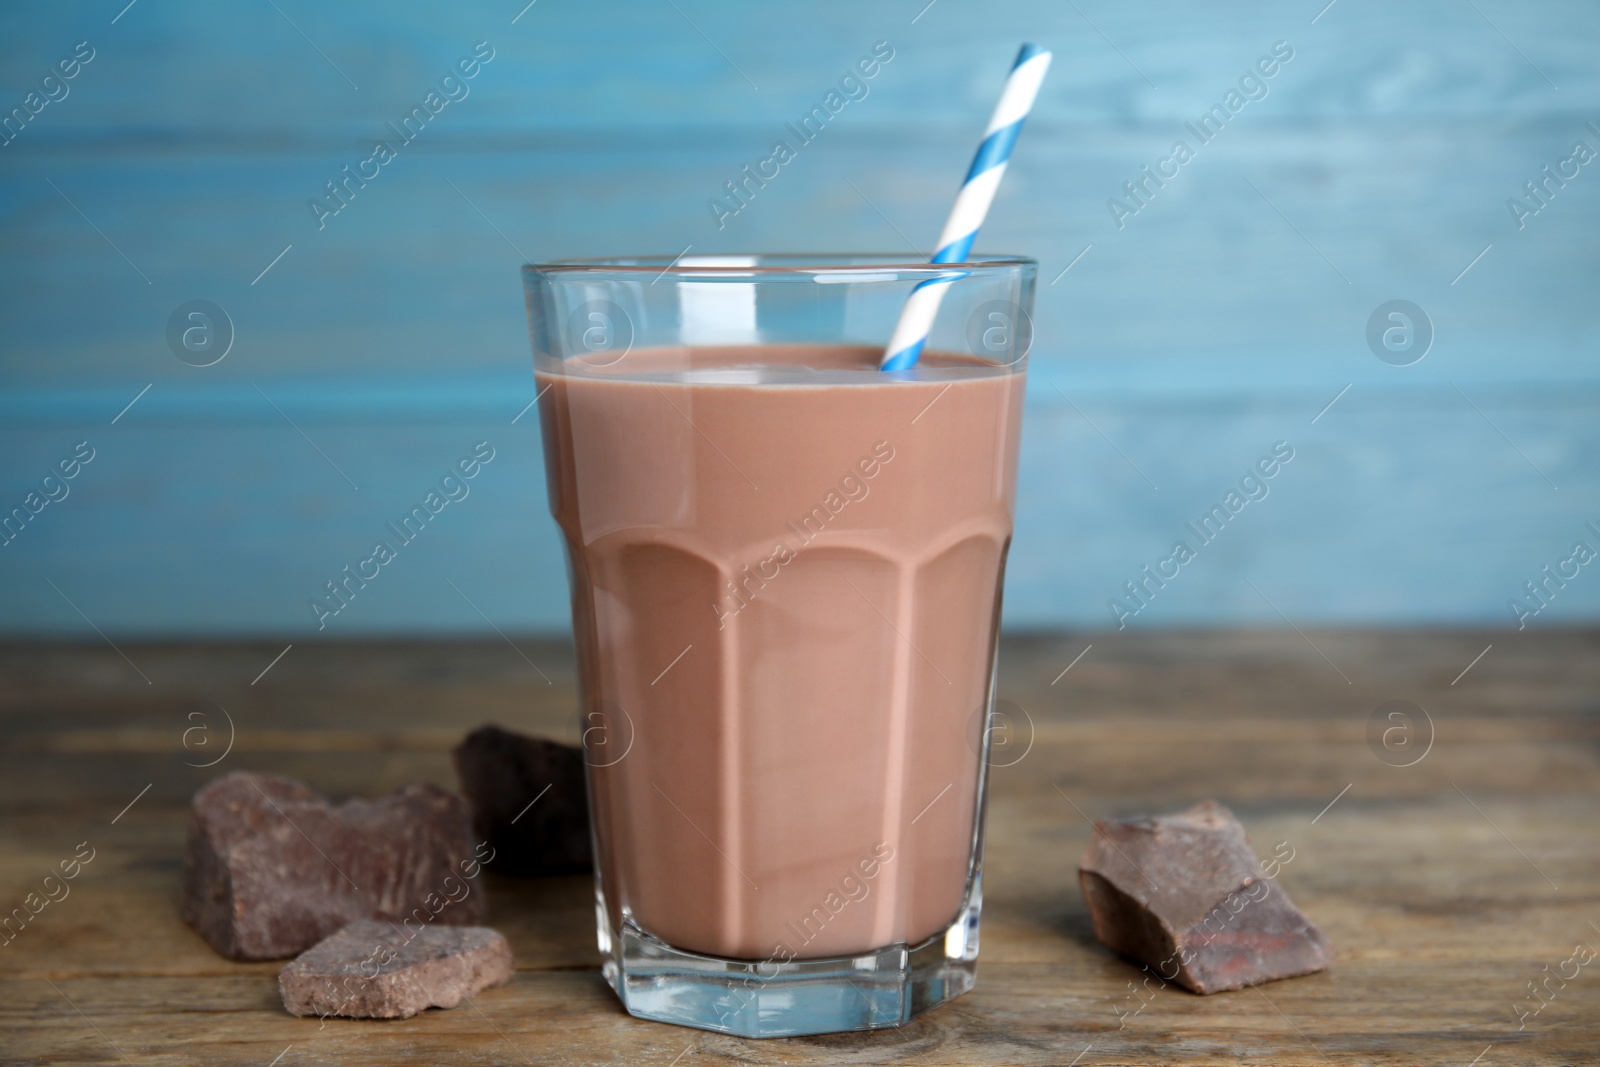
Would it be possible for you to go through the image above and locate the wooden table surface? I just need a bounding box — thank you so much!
[2,630,1597,1066]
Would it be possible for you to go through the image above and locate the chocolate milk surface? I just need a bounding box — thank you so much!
[538,344,1024,960]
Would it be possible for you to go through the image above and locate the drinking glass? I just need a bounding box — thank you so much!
[523,253,1034,1037]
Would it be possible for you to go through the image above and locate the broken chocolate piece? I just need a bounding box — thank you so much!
[452,724,591,875]
[182,772,487,960]
[279,920,513,1019]
[1078,800,1331,993]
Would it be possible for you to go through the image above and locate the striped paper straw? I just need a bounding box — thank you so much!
[880,43,1052,371]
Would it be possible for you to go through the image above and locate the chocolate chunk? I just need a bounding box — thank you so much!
[182,772,488,960]
[452,725,591,875]
[279,920,513,1019]
[1078,800,1331,994]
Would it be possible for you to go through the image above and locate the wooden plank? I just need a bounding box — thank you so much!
[3,391,1599,636]
[3,0,1599,139]
[1,632,1596,1064]
[4,127,1599,383]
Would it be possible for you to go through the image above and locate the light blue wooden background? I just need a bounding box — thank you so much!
[2,0,1597,637]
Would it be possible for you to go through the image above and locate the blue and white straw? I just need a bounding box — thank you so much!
[880,43,1052,371]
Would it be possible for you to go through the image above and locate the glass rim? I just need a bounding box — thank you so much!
[523,253,1036,278]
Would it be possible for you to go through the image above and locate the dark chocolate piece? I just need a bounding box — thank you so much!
[452,725,591,875]
[279,920,513,1019]
[1078,800,1331,993]
[182,772,487,960]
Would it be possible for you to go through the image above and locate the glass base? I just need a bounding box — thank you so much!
[597,877,982,1038]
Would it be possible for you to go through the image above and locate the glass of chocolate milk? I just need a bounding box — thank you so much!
[523,254,1033,1037]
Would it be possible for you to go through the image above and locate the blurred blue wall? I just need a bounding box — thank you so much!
[1,0,1597,637]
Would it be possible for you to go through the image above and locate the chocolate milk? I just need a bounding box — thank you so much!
[538,344,1024,961]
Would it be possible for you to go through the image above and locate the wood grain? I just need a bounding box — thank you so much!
[1,630,1596,1065]
[4,1,1600,637]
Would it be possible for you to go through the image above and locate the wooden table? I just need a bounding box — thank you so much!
[3,631,1596,1066]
